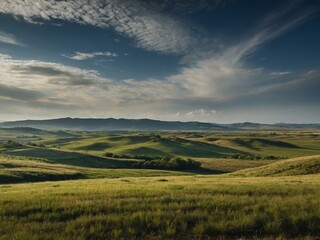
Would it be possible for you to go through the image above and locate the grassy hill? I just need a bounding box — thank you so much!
[49,134,244,158]
[232,155,320,177]
[0,157,83,183]
[1,145,132,168]
[0,155,193,184]
[1,129,319,184]
[195,158,277,173]
[201,133,320,158]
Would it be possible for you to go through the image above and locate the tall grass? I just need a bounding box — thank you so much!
[1,175,319,239]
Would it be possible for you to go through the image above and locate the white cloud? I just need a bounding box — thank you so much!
[0,54,178,111]
[0,0,195,54]
[168,1,318,98]
[270,71,291,77]
[0,53,319,122]
[186,108,216,118]
[64,51,118,61]
[0,31,24,46]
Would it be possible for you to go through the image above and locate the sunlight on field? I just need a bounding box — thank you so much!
[1,174,319,239]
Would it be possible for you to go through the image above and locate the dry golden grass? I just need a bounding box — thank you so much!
[232,155,320,177]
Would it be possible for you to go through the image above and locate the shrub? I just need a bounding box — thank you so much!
[0,140,22,148]
[132,157,201,171]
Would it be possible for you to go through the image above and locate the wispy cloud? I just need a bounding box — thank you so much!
[0,0,197,54]
[0,31,24,46]
[186,108,216,118]
[0,83,44,101]
[270,71,291,77]
[168,0,319,98]
[63,51,118,61]
[0,52,319,122]
[0,53,177,108]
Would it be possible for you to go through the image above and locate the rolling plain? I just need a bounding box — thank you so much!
[0,127,319,239]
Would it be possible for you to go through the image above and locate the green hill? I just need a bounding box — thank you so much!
[232,155,320,177]
[0,155,193,184]
[58,134,243,158]
[209,136,320,158]
[0,158,83,183]
[1,145,131,168]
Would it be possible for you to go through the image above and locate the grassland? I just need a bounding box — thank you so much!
[195,157,278,173]
[0,155,192,184]
[49,134,243,158]
[0,128,320,239]
[32,130,320,159]
[199,131,320,158]
[232,155,320,177]
[1,128,319,183]
[1,174,319,239]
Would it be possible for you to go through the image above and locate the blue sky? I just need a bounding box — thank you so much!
[0,0,319,123]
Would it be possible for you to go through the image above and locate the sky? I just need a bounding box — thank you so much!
[0,0,319,123]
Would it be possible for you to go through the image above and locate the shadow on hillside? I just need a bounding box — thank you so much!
[232,138,302,151]
[3,146,131,168]
[182,167,227,175]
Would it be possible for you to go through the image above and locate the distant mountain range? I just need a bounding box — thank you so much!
[224,122,320,130]
[0,118,319,131]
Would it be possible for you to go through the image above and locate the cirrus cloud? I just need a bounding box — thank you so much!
[0,31,24,46]
[0,0,197,54]
[63,51,118,61]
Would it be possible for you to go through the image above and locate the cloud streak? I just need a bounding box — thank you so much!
[63,51,118,61]
[0,53,177,108]
[168,0,320,98]
[0,0,196,54]
[0,31,24,46]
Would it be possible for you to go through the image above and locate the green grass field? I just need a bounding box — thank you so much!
[0,155,192,184]
[232,155,320,177]
[0,128,320,239]
[1,174,319,239]
[33,131,320,159]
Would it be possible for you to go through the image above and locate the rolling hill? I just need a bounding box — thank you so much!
[232,155,320,176]
[43,134,244,158]
[0,155,192,184]
[1,145,132,168]
[0,157,83,183]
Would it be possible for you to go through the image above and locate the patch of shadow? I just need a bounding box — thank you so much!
[168,185,184,190]
[77,142,111,151]
[182,167,227,175]
[158,179,168,182]
[128,147,167,156]
[255,138,302,149]
[232,138,302,150]
[4,147,133,168]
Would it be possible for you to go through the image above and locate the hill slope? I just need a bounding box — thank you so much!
[0,158,83,183]
[58,134,243,157]
[232,155,320,176]
[1,145,132,168]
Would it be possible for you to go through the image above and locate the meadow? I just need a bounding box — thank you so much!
[0,174,319,239]
[0,128,319,239]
